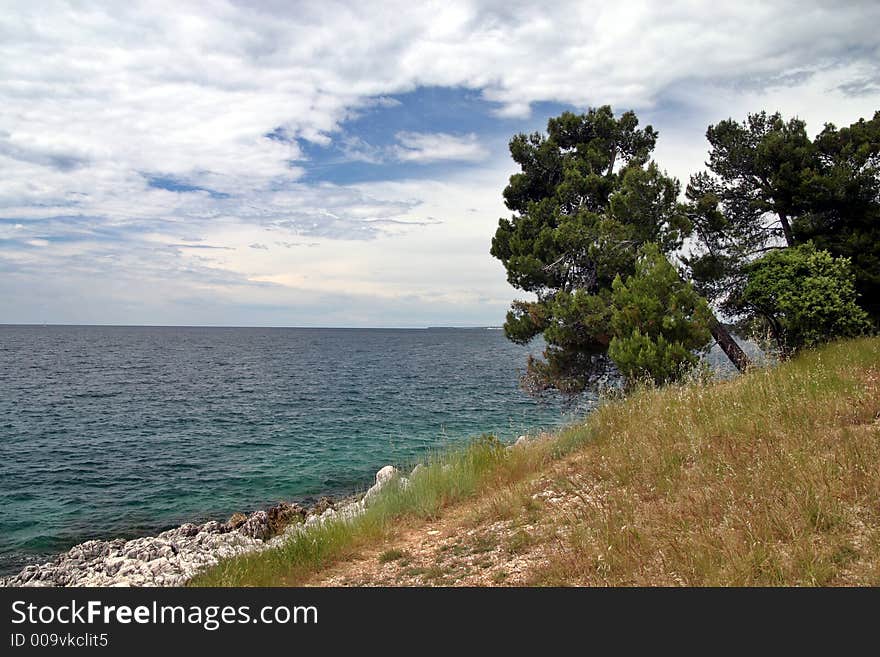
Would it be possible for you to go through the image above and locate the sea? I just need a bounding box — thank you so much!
[0,325,577,575]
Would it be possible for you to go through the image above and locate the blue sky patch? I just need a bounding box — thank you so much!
[146,175,230,199]
[294,87,577,184]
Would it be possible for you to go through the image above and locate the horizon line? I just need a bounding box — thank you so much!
[0,323,504,330]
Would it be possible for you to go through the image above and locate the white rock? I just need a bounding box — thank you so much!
[375,465,398,486]
[103,556,127,577]
[0,462,429,588]
[363,465,400,505]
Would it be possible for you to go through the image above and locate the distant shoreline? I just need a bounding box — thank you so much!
[0,323,502,330]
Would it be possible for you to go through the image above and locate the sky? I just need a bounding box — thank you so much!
[1,1,879,327]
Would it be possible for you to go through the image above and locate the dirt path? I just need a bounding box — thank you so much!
[302,451,607,586]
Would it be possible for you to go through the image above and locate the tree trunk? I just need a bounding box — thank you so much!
[668,258,752,373]
[779,210,794,246]
[709,316,751,372]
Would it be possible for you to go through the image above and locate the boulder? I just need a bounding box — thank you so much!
[311,496,335,515]
[225,512,248,531]
[200,520,224,534]
[266,502,305,535]
[177,523,199,537]
[239,510,270,540]
[376,465,398,486]
[363,465,400,504]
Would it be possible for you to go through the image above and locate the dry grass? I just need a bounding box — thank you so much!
[193,337,880,587]
[532,337,880,586]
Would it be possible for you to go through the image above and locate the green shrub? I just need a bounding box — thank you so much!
[741,243,872,355]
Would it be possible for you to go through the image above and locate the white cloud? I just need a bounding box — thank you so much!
[2,1,876,195]
[0,0,878,324]
[393,132,489,163]
[338,131,490,164]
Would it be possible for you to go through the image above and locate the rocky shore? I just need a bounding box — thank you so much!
[1,465,401,587]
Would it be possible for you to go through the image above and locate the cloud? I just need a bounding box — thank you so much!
[169,242,234,250]
[1,1,878,325]
[392,132,489,163]
[338,135,387,164]
[0,131,88,171]
[2,2,876,184]
[837,74,880,97]
[276,241,320,248]
[331,130,489,165]
[2,2,876,207]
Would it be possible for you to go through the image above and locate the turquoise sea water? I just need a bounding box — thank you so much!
[0,325,575,574]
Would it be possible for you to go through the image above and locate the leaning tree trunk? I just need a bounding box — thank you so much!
[668,259,752,373]
[709,315,751,372]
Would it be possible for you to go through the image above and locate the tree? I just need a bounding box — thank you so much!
[684,112,814,315]
[491,106,730,395]
[740,243,872,355]
[793,111,880,324]
[609,243,713,386]
[686,110,880,328]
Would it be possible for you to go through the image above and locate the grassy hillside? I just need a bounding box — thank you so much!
[191,337,880,586]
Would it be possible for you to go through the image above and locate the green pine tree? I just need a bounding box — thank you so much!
[609,244,714,386]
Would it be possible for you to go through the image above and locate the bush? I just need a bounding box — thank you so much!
[741,243,872,355]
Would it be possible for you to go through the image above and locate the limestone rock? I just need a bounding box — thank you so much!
[266,502,305,535]
[363,465,400,505]
[311,496,335,515]
[239,511,270,540]
[0,461,433,588]
[376,465,398,486]
[225,512,248,531]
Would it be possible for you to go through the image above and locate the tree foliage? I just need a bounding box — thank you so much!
[684,112,812,313]
[685,110,880,327]
[793,111,880,323]
[740,243,872,355]
[491,106,693,394]
[493,106,876,396]
[608,243,713,386]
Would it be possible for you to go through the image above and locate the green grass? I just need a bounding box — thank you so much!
[190,337,880,587]
[377,548,406,564]
[189,432,574,586]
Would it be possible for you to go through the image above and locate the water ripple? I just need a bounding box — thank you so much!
[0,326,576,573]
